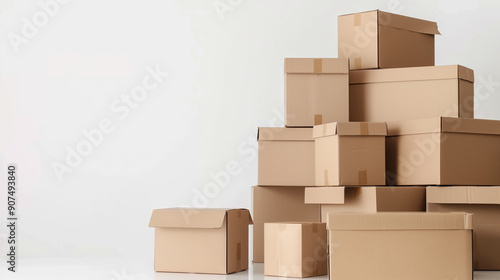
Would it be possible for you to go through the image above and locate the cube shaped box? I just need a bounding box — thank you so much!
[148,208,253,274]
[258,127,315,186]
[327,212,473,280]
[265,222,328,278]
[252,186,321,263]
[349,65,474,122]
[313,122,387,186]
[338,10,440,70]
[285,58,349,127]
[305,186,426,222]
[427,186,500,270]
[386,117,500,185]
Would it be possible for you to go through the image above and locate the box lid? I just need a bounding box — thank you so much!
[148,208,252,229]
[427,186,500,205]
[313,122,387,138]
[284,58,349,74]
[305,187,345,204]
[377,10,440,35]
[387,117,500,136]
[350,65,474,84]
[258,127,313,141]
[327,212,473,231]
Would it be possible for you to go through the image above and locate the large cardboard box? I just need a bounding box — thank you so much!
[252,186,321,263]
[305,186,426,222]
[427,186,500,270]
[313,122,387,186]
[148,208,253,274]
[258,127,314,186]
[285,58,349,127]
[327,212,473,280]
[264,222,327,278]
[349,65,474,122]
[338,10,440,70]
[386,117,500,185]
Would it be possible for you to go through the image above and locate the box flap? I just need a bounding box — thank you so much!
[378,10,440,35]
[149,208,229,229]
[388,117,500,136]
[350,65,474,85]
[313,122,387,138]
[285,58,349,74]
[427,186,500,205]
[228,208,254,224]
[327,212,473,231]
[305,187,345,204]
[258,127,313,141]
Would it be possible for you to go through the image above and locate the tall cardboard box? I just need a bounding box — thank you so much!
[327,212,473,280]
[148,208,253,274]
[285,58,349,127]
[258,127,315,186]
[252,186,321,263]
[305,186,426,222]
[386,117,500,185]
[349,65,474,122]
[313,122,387,186]
[427,186,500,270]
[338,10,440,70]
[264,222,327,278]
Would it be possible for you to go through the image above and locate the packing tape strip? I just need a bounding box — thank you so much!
[354,14,361,26]
[312,223,318,233]
[358,170,367,185]
[314,114,323,125]
[279,223,288,231]
[354,57,362,69]
[314,59,322,74]
[236,242,241,270]
[360,122,369,135]
[237,211,242,218]
[322,123,327,136]
[323,169,329,186]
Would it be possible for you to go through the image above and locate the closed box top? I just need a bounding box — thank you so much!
[284,58,349,74]
[427,186,500,205]
[257,127,313,141]
[387,117,500,136]
[148,208,253,228]
[313,122,387,138]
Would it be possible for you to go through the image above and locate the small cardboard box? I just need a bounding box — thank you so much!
[427,186,500,270]
[285,58,349,127]
[148,208,253,274]
[264,222,327,278]
[338,10,440,70]
[258,127,315,186]
[313,122,387,186]
[305,186,426,222]
[349,65,474,122]
[327,212,473,280]
[386,117,500,185]
[253,186,321,263]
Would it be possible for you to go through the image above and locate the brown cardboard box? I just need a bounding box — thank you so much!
[427,186,500,270]
[386,117,500,185]
[264,222,327,278]
[305,186,426,222]
[349,65,474,122]
[327,212,473,280]
[285,58,349,127]
[258,127,314,186]
[148,208,253,274]
[338,10,440,70]
[313,122,387,186]
[252,186,321,263]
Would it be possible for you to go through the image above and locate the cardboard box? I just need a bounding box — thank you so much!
[327,212,473,280]
[313,122,387,186]
[148,208,253,274]
[285,58,349,127]
[338,10,440,70]
[305,186,426,222]
[349,65,474,122]
[386,117,500,185]
[427,186,500,270]
[264,222,327,278]
[253,186,321,263]
[258,127,315,186]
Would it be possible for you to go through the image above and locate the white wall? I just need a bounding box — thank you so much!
[0,0,499,260]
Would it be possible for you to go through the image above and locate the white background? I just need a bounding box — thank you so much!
[1,0,500,279]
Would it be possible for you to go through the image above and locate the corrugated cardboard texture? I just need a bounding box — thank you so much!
[258,127,315,186]
[264,222,327,278]
[285,58,349,127]
[428,186,500,270]
[349,65,474,122]
[252,186,321,263]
